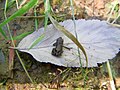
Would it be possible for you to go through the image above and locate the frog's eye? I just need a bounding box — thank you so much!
[53,43,56,46]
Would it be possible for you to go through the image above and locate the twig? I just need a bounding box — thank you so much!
[17,15,44,19]
[107,1,119,22]
[111,13,120,24]
[15,0,19,9]
[107,22,120,27]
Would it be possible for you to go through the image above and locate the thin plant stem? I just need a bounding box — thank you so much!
[69,0,82,66]
[17,15,44,19]
[34,7,38,31]
[70,0,88,67]
[111,13,120,24]
[107,61,116,90]
[69,0,89,88]
[4,0,14,78]
[108,23,120,27]
[15,51,34,83]
[4,0,34,83]
[15,0,19,9]
[107,1,118,22]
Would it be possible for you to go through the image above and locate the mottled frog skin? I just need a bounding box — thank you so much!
[51,37,63,57]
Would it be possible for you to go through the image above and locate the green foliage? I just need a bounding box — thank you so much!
[107,0,120,22]
[0,0,38,39]
[29,0,51,49]
[13,31,34,40]
[0,27,7,39]
[44,0,51,30]
[6,0,16,11]
[29,34,44,50]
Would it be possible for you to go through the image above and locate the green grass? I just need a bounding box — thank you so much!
[0,0,38,84]
[0,0,38,39]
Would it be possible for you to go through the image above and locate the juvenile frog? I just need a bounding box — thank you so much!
[52,37,63,57]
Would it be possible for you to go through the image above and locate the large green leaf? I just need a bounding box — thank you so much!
[48,13,88,66]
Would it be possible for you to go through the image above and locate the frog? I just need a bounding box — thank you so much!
[51,37,63,57]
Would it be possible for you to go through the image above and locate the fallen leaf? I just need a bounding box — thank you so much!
[17,19,120,67]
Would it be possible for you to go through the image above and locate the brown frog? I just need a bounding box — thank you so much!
[51,37,63,57]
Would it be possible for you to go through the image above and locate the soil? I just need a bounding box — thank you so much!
[0,0,120,89]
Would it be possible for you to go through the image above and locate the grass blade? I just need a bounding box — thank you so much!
[70,0,83,67]
[34,7,38,31]
[13,31,34,40]
[0,27,7,39]
[44,12,49,30]
[29,34,45,50]
[28,0,51,49]
[0,0,37,27]
[48,13,88,66]
[44,0,51,30]
[0,0,38,39]
[6,0,16,11]
[2,0,35,82]
[107,0,119,22]
[107,61,116,89]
